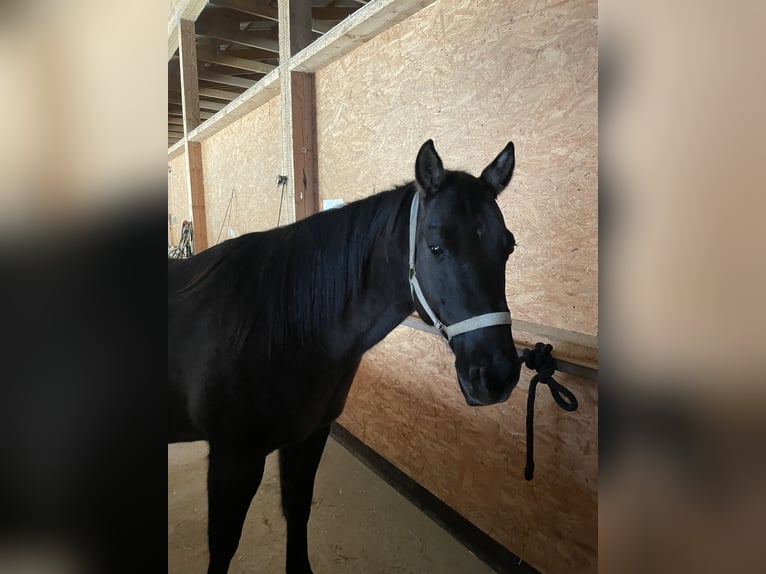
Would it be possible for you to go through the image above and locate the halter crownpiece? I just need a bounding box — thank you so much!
[407,191,512,342]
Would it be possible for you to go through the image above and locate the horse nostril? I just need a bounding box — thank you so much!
[468,366,486,385]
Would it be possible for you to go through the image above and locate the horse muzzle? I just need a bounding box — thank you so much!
[456,360,520,406]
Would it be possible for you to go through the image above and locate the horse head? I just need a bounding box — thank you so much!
[409,139,521,406]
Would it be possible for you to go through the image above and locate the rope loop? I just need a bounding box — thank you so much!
[522,342,579,481]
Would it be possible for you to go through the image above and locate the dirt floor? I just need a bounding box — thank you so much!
[168,438,496,574]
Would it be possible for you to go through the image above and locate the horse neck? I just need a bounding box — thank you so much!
[341,187,415,356]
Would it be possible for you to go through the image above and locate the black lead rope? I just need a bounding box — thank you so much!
[522,342,579,480]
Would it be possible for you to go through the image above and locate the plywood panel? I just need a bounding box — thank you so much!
[201,95,283,244]
[168,152,190,246]
[338,326,597,574]
[315,0,598,336]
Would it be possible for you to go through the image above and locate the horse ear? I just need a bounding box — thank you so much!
[415,139,444,198]
[481,141,515,197]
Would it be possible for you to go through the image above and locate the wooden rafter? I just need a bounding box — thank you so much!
[197,44,276,74]
[196,86,242,100]
[198,71,257,89]
[168,0,390,153]
[311,7,357,21]
[219,46,279,62]
[169,94,226,112]
[196,10,279,53]
[208,0,278,21]
[169,106,215,120]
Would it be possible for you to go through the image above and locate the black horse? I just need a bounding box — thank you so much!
[168,139,521,574]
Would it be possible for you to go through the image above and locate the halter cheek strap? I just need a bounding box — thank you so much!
[407,191,512,342]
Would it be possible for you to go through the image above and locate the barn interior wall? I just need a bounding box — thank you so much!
[168,152,190,246]
[313,0,598,572]
[201,95,283,244]
[315,0,598,337]
[340,329,597,574]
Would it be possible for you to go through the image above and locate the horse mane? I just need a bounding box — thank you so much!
[169,182,416,360]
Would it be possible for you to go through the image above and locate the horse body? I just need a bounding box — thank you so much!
[168,140,520,573]
[168,186,412,447]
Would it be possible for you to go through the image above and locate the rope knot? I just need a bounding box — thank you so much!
[523,342,579,481]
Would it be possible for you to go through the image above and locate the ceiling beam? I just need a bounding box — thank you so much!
[198,71,257,89]
[311,7,357,20]
[169,106,215,120]
[196,11,279,53]
[169,94,226,111]
[197,86,242,100]
[209,0,278,21]
[312,20,337,34]
[170,84,243,101]
[197,44,276,74]
[219,46,280,62]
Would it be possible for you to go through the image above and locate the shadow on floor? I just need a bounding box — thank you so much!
[168,438,496,573]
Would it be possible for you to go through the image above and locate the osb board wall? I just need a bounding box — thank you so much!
[338,326,597,574]
[168,152,189,246]
[201,95,282,245]
[315,0,598,337]
[316,0,598,572]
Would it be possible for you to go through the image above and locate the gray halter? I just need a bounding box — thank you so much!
[408,191,512,342]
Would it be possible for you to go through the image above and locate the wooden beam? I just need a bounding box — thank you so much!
[209,0,278,21]
[169,94,226,112]
[168,116,184,125]
[169,106,214,120]
[291,72,319,220]
[311,7,357,20]
[178,19,200,132]
[168,0,207,60]
[312,20,338,34]
[196,86,241,100]
[290,0,315,55]
[278,0,295,225]
[168,139,185,159]
[208,0,351,34]
[197,45,277,74]
[292,0,438,73]
[196,15,280,53]
[221,46,280,62]
[172,85,242,101]
[185,141,208,252]
[199,63,266,77]
[198,71,257,89]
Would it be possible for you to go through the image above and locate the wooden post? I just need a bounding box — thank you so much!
[179,17,208,251]
[186,141,208,251]
[291,71,318,220]
[179,19,200,133]
[289,0,314,57]
[279,0,319,223]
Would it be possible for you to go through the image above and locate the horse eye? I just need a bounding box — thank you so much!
[429,245,443,256]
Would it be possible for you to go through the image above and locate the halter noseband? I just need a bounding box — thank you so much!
[408,191,512,342]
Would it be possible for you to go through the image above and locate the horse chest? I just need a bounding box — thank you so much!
[198,359,359,449]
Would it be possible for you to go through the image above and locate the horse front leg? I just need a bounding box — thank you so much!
[279,424,331,574]
[206,443,266,574]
